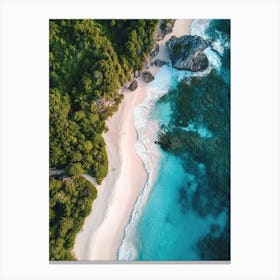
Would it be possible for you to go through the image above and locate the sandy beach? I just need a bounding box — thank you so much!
[73,19,191,260]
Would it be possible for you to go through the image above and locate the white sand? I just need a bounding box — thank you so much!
[73,19,192,260]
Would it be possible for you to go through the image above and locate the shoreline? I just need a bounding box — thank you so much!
[73,19,192,260]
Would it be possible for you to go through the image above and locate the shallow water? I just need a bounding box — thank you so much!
[118,19,230,261]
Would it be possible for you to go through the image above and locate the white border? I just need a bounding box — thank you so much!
[1,0,279,279]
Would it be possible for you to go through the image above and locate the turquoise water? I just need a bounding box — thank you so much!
[118,19,230,261]
[136,153,227,261]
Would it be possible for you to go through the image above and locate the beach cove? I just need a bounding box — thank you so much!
[73,19,192,260]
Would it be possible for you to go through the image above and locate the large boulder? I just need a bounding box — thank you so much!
[166,35,209,71]
[142,71,155,83]
[128,80,138,91]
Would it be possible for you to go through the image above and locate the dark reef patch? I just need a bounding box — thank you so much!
[156,19,230,260]
[197,221,230,260]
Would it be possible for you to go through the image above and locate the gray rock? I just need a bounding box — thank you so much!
[154,59,166,67]
[166,35,209,71]
[128,80,138,91]
[142,71,155,83]
[150,44,159,58]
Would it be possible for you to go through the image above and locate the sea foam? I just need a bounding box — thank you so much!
[118,66,172,260]
[118,64,192,260]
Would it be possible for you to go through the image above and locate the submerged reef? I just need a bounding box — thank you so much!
[158,68,230,260]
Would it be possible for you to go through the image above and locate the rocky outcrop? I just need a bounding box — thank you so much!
[150,44,159,58]
[154,59,166,67]
[142,71,155,83]
[166,35,209,71]
[128,80,138,91]
[156,19,176,41]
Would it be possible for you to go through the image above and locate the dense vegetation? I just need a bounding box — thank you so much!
[96,20,158,76]
[49,176,97,260]
[49,19,158,260]
[50,19,158,181]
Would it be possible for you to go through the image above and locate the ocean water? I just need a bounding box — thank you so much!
[118,19,230,261]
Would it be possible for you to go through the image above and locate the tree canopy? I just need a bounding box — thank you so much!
[49,19,158,260]
[49,176,97,261]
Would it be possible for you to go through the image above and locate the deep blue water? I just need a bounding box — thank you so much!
[118,19,230,261]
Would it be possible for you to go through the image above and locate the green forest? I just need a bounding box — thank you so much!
[49,19,158,260]
[49,176,97,260]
